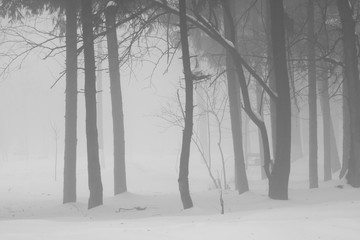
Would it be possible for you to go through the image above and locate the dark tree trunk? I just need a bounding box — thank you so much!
[337,0,360,187]
[81,0,103,209]
[307,0,318,188]
[178,0,193,209]
[63,0,78,204]
[105,4,127,195]
[268,0,292,200]
[223,0,248,194]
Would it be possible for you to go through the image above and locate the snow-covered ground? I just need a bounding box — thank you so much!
[1,155,359,240]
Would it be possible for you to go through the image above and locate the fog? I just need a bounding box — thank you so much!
[0,33,344,181]
[0,41,183,160]
[0,7,358,240]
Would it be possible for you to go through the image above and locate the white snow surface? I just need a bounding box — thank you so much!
[1,156,360,240]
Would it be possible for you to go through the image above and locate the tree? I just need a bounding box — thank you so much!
[318,0,341,180]
[307,0,318,189]
[150,1,273,196]
[81,0,103,208]
[268,0,292,199]
[264,0,277,160]
[178,0,194,209]
[63,0,78,204]
[340,68,350,179]
[337,0,360,187]
[105,1,127,195]
[222,0,248,194]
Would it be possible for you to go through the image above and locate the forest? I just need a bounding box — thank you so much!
[0,0,360,239]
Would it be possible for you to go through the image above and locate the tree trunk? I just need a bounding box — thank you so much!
[307,0,318,188]
[318,1,341,179]
[340,71,350,179]
[178,0,193,209]
[289,50,303,162]
[291,110,303,161]
[268,0,292,200]
[81,0,103,209]
[105,3,127,195]
[223,0,248,194]
[265,0,277,159]
[256,82,266,179]
[63,0,78,204]
[196,85,209,166]
[329,120,341,173]
[337,0,360,187]
[319,64,332,181]
[319,61,341,178]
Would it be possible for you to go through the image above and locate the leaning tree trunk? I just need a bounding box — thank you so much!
[307,0,318,189]
[81,0,103,209]
[105,3,127,195]
[223,0,248,194]
[63,0,78,204]
[268,0,292,200]
[178,0,193,209]
[337,0,360,187]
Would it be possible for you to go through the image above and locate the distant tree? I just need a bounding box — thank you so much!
[178,0,194,209]
[340,68,350,179]
[317,0,341,180]
[81,0,103,208]
[96,42,105,168]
